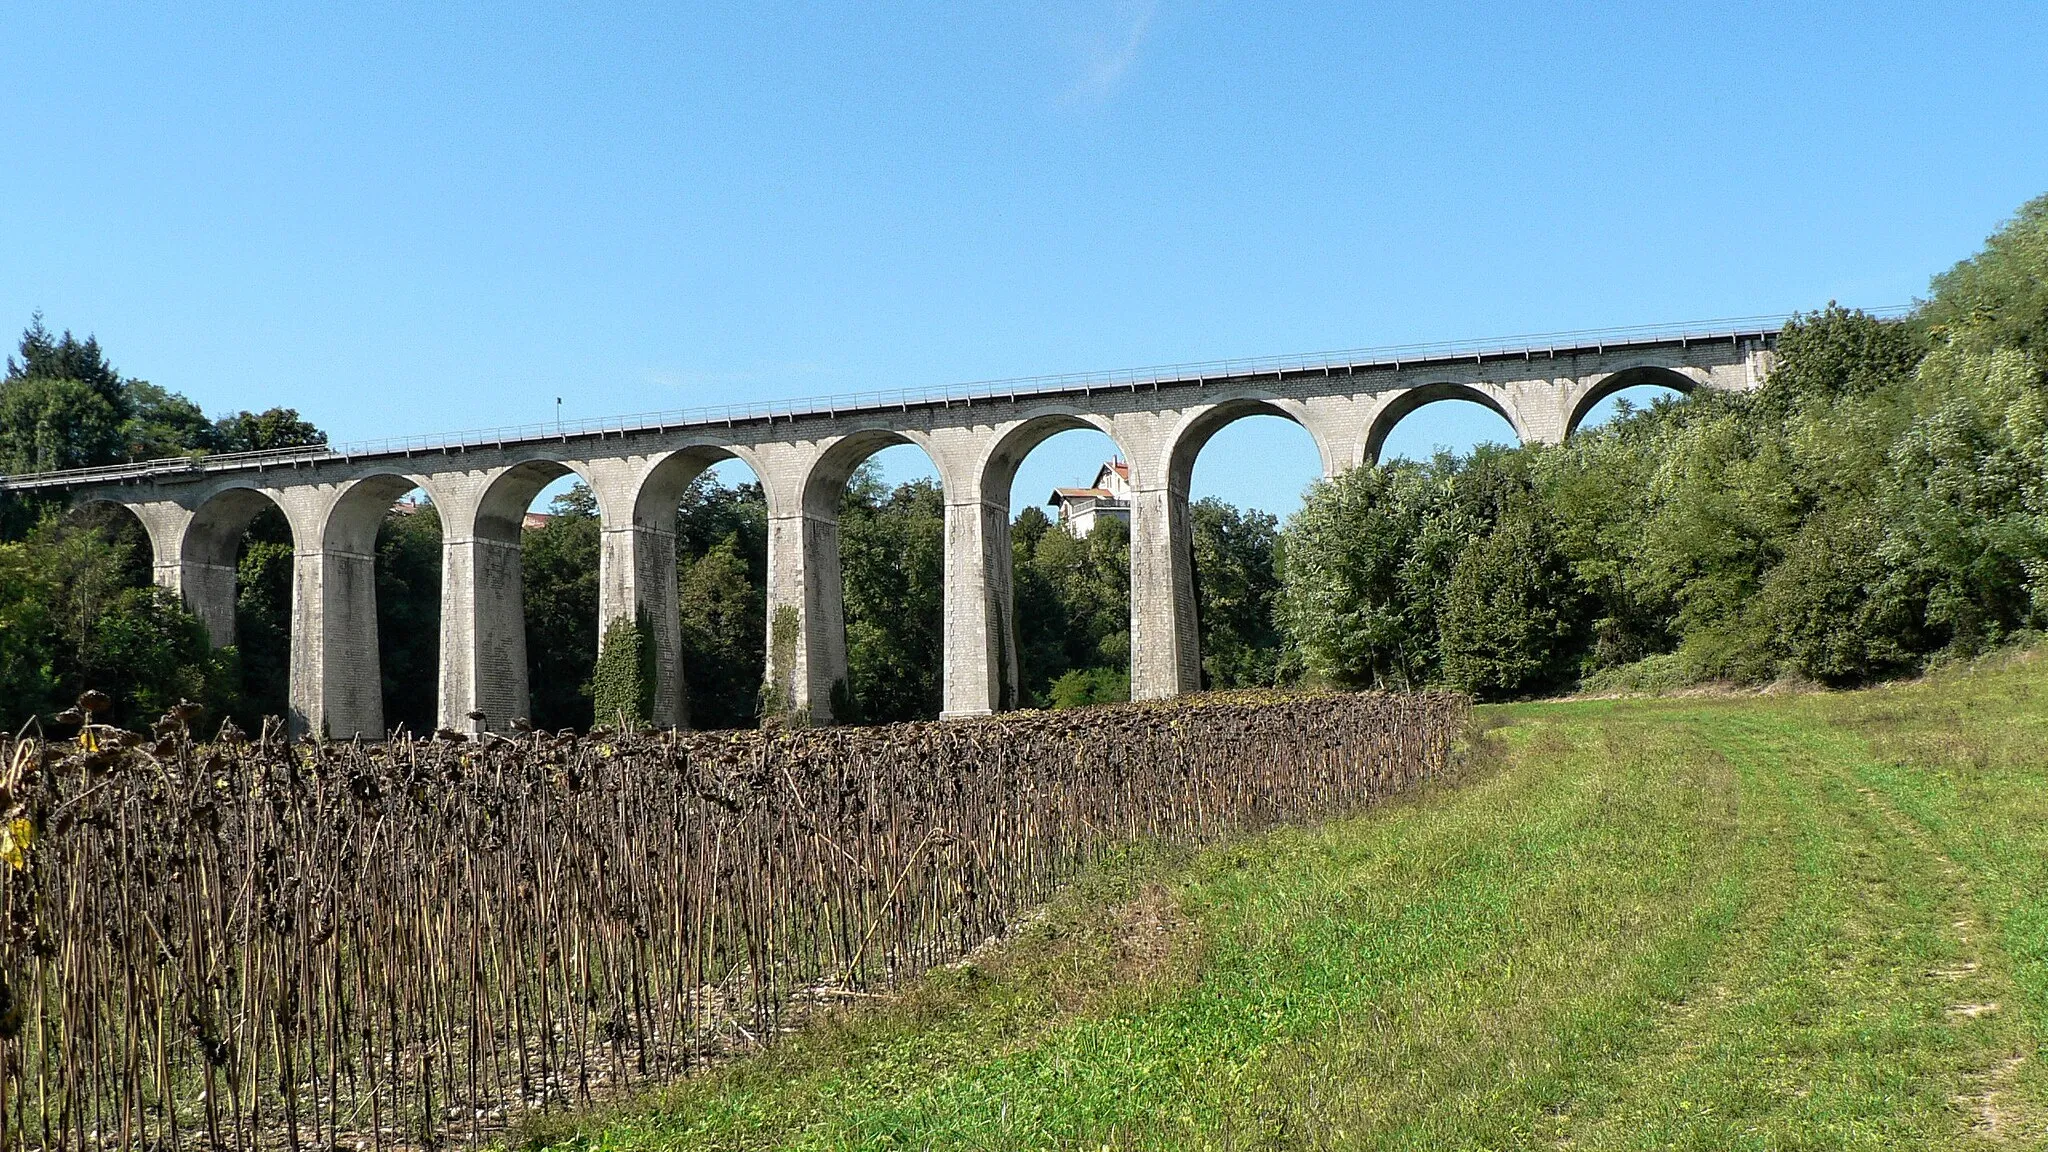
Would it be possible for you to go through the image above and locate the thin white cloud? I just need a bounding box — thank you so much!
[1065,0,1159,103]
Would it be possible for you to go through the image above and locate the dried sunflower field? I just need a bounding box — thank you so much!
[0,689,1464,1150]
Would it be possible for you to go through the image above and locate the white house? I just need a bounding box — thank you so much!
[1049,459,1132,537]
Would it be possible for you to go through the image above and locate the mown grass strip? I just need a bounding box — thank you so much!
[533,653,2048,1150]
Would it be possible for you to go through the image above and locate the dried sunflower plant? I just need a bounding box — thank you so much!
[0,687,1464,1150]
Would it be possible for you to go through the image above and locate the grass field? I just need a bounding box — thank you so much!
[526,648,2048,1150]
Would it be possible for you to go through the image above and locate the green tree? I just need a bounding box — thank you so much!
[1922,192,2048,358]
[231,530,294,731]
[676,473,767,577]
[1010,506,1076,705]
[124,381,220,460]
[83,586,229,727]
[1753,504,1915,684]
[376,501,442,734]
[1048,666,1130,709]
[1190,497,1284,688]
[1875,345,2048,654]
[1,508,235,732]
[0,542,57,724]
[671,472,769,728]
[1758,304,1923,414]
[679,537,764,728]
[1437,508,1583,699]
[6,315,126,414]
[1537,413,1669,671]
[523,485,600,730]
[1,317,239,472]
[1016,511,1130,706]
[212,408,327,452]
[0,376,124,473]
[1279,461,1472,689]
[839,467,944,723]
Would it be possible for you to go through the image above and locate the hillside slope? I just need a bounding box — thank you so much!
[532,651,2048,1150]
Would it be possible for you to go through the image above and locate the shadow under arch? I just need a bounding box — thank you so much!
[66,497,159,589]
[324,472,445,737]
[633,442,772,730]
[181,483,298,733]
[635,442,771,531]
[1364,382,1521,467]
[182,485,297,649]
[324,472,444,556]
[475,458,602,543]
[1565,365,1699,438]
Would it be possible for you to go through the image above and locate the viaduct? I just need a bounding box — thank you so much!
[0,324,1777,738]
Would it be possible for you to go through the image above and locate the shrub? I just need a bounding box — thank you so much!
[591,611,657,728]
[1049,666,1131,708]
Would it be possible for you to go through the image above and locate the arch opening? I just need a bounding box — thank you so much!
[323,476,443,738]
[992,417,1133,709]
[62,499,154,591]
[807,434,947,724]
[478,460,600,732]
[638,448,769,730]
[1367,385,1521,466]
[1168,403,1318,692]
[1566,366,1698,437]
[184,486,296,734]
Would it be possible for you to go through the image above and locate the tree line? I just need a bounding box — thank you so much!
[511,463,1286,728]
[0,319,325,731]
[3,191,2044,729]
[1286,194,2048,699]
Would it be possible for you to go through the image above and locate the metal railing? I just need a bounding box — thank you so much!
[0,308,1911,491]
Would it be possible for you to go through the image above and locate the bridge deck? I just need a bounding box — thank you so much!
[0,319,1792,493]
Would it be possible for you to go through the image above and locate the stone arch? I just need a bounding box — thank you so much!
[1163,393,1331,496]
[799,428,947,520]
[787,428,948,725]
[320,472,445,738]
[1565,364,1701,437]
[627,442,772,731]
[965,409,1136,713]
[1363,382,1522,466]
[454,458,602,732]
[975,408,1128,509]
[186,484,296,564]
[1140,394,1328,697]
[474,458,601,542]
[322,472,445,555]
[181,484,296,648]
[634,442,771,530]
[68,497,161,587]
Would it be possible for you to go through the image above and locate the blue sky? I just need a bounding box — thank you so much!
[5,3,2046,518]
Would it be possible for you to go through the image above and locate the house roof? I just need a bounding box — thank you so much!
[1091,460,1130,488]
[1048,460,1135,511]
